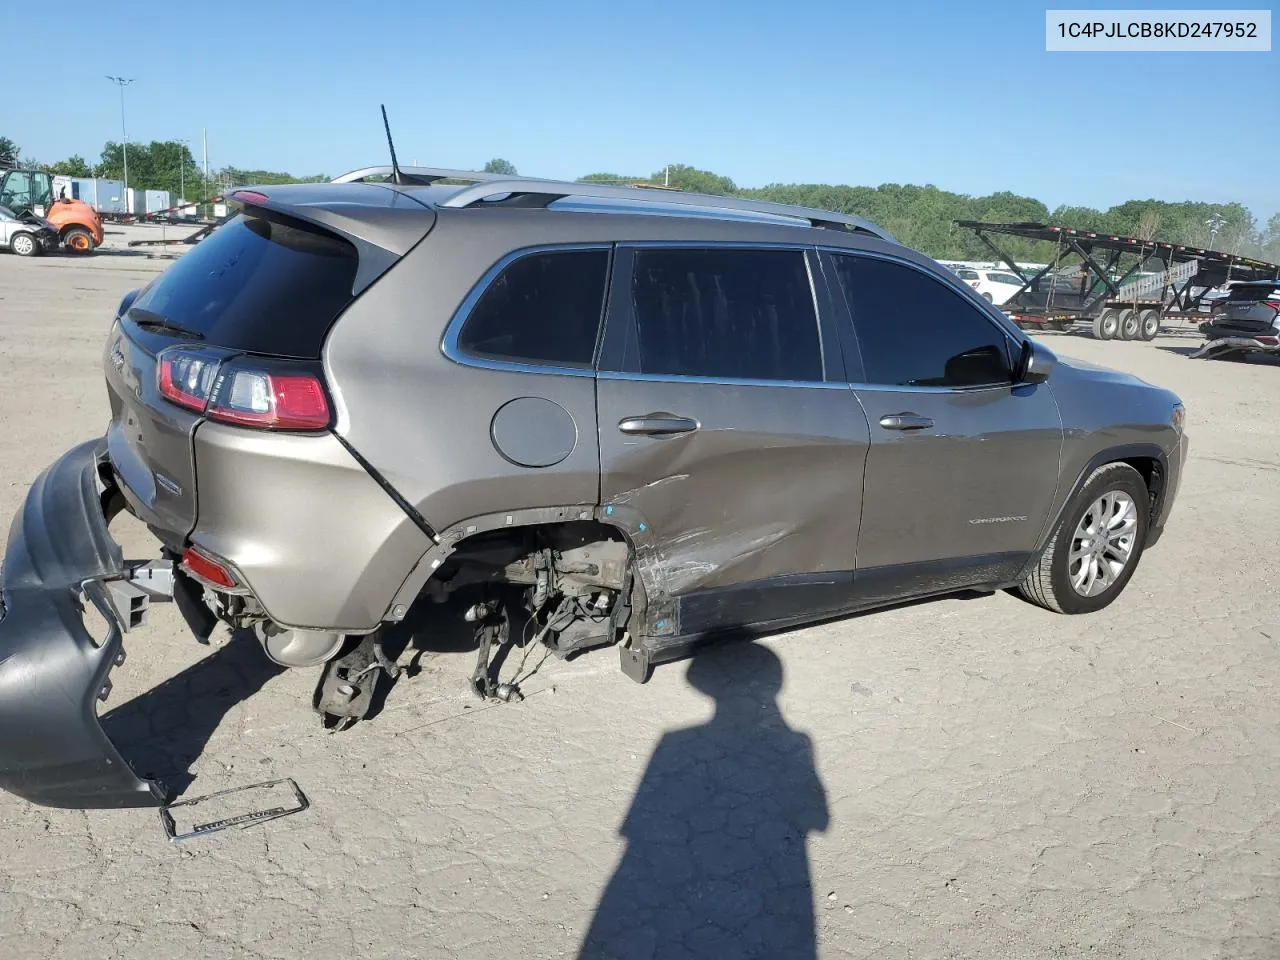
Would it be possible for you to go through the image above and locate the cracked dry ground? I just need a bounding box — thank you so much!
[2,254,1280,959]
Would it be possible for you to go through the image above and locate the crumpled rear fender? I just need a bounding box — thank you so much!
[0,439,166,809]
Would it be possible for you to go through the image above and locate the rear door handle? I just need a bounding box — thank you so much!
[618,414,700,436]
[878,413,934,431]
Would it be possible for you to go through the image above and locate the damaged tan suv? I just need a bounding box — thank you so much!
[0,167,1186,808]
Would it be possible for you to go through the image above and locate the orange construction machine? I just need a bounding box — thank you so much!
[0,168,104,253]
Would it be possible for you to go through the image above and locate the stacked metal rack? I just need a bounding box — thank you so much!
[954,220,1280,341]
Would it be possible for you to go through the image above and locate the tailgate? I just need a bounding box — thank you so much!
[103,323,203,541]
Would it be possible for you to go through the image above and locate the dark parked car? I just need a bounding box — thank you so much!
[1198,280,1280,357]
[0,167,1187,809]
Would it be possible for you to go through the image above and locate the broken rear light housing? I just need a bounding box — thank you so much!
[157,346,332,431]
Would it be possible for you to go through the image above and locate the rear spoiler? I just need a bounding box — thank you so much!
[226,182,437,294]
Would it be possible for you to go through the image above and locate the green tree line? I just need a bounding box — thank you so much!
[6,136,328,202]
[8,135,1278,262]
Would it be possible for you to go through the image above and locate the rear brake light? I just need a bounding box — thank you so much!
[231,189,269,205]
[207,369,331,429]
[156,347,331,430]
[180,546,237,589]
[1265,300,1280,311]
[158,347,221,413]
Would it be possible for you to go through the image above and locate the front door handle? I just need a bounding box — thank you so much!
[879,413,934,431]
[618,414,700,436]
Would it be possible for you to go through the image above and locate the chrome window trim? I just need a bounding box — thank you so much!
[440,242,613,378]
[817,245,1026,392]
[599,370,848,390]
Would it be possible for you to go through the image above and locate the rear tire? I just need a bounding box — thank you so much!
[1093,308,1119,340]
[1117,308,1139,340]
[61,226,94,254]
[9,232,39,257]
[1016,462,1149,615]
[1139,309,1161,340]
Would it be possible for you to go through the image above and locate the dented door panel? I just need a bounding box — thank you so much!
[596,373,871,633]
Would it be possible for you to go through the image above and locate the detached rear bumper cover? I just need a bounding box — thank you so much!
[1192,335,1280,357]
[0,439,164,808]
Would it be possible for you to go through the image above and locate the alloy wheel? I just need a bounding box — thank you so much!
[1068,491,1138,597]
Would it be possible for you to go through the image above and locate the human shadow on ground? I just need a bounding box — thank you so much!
[580,638,829,960]
[99,630,284,797]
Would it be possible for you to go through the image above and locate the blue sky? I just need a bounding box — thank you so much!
[7,0,1278,219]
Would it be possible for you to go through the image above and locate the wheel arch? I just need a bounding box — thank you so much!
[381,506,644,624]
[1020,442,1169,581]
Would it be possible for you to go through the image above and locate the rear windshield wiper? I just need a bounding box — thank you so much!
[126,308,205,340]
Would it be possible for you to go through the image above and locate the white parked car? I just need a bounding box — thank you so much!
[953,268,1025,305]
[0,203,57,257]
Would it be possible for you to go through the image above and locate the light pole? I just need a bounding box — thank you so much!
[176,138,190,203]
[1205,214,1227,249]
[105,76,135,207]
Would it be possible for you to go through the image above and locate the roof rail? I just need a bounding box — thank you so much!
[436,178,896,242]
[332,166,554,185]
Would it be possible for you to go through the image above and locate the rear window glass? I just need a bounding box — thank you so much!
[456,249,609,368]
[126,213,359,358]
[1228,284,1280,301]
[987,273,1022,286]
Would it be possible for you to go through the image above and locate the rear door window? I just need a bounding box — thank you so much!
[125,212,360,358]
[831,254,1015,388]
[456,249,610,368]
[621,247,823,382]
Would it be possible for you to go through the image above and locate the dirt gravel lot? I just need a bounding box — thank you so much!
[2,234,1279,960]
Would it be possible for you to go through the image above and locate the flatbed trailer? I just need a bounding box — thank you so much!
[953,220,1280,341]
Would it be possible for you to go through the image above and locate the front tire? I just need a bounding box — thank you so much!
[62,226,94,254]
[10,232,39,257]
[1016,462,1149,614]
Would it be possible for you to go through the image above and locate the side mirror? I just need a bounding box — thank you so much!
[1018,339,1056,384]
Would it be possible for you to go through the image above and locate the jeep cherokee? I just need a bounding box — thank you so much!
[0,167,1187,808]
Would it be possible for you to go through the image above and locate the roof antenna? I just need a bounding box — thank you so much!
[381,104,404,185]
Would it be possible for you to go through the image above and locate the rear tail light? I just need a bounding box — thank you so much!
[1264,300,1280,312]
[156,346,332,431]
[180,546,238,589]
[1256,336,1278,345]
[210,369,330,429]
[158,348,221,412]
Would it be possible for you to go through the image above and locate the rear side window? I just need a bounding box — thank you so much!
[625,248,822,382]
[831,254,1014,388]
[126,213,359,359]
[456,250,609,368]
